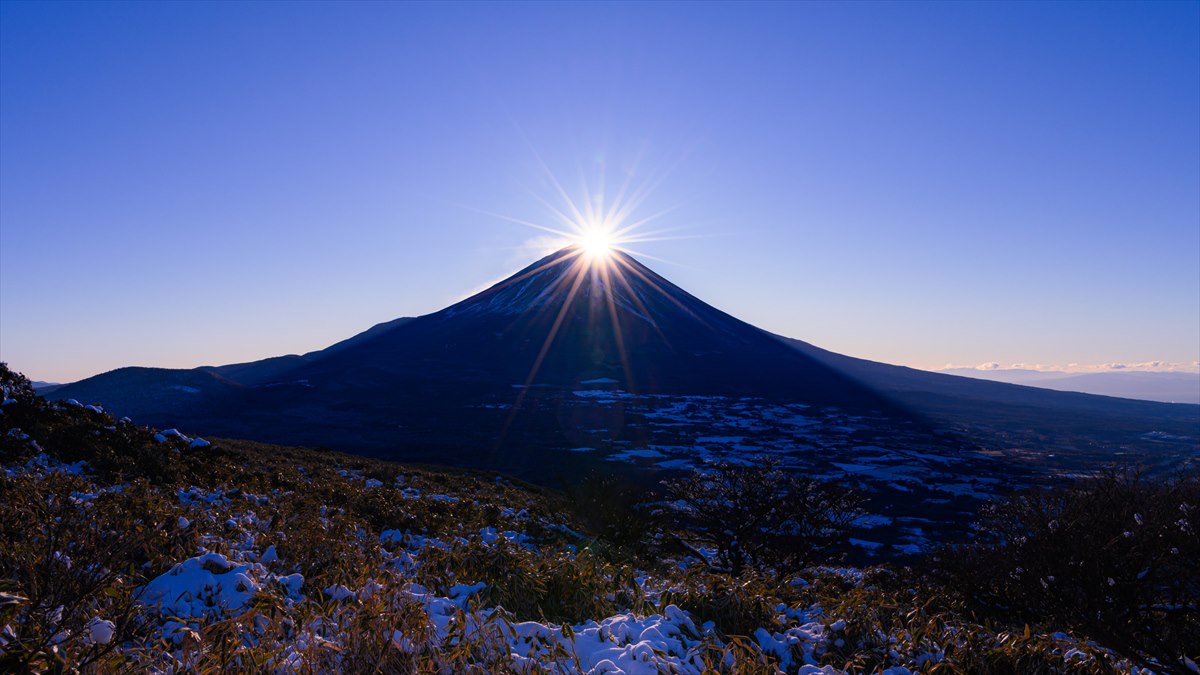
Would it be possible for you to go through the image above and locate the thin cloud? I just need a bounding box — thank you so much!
[941,361,1199,374]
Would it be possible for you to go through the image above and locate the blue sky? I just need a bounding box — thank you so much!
[2,1,1197,383]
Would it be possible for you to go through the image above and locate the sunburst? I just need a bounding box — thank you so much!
[463,158,708,439]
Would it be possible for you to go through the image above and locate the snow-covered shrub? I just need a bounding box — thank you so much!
[0,363,37,409]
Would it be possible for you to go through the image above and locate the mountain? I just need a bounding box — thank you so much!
[50,247,905,449]
[274,247,902,405]
[30,380,63,394]
[49,246,1199,482]
[937,367,1067,386]
[939,367,1200,405]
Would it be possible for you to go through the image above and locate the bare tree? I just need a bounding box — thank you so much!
[661,458,863,577]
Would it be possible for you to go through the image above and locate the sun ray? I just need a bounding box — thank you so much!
[612,254,709,326]
[604,153,688,227]
[499,258,588,444]
[618,232,727,244]
[599,260,638,391]
[460,149,729,383]
[604,146,647,227]
[525,254,591,320]
[608,204,685,240]
[527,259,589,383]
[526,190,588,235]
[538,159,592,232]
[607,258,669,343]
[484,248,585,295]
[478,154,730,431]
[608,245,690,269]
[578,160,599,227]
[450,201,577,240]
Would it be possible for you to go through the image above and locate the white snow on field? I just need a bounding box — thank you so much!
[936,483,993,499]
[573,389,635,401]
[852,514,894,528]
[83,617,115,645]
[696,436,744,444]
[324,584,355,601]
[1,441,1145,675]
[656,458,696,470]
[606,448,666,462]
[118,499,859,674]
[391,584,842,675]
[831,462,876,473]
[154,428,191,443]
[478,527,532,547]
[139,552,302,622]
[4,452,88,478]
[553,391,1013,525]
[849,538,884,551]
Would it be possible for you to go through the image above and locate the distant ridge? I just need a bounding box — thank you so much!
[937,367,1200,405]
[31,380,63,394]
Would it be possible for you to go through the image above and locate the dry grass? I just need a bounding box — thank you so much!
[1,363,1189,673]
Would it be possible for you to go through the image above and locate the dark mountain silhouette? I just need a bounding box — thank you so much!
[781,337,1198,454]
[276,247,902,405]
[49,247,1198,477]
[30,380,63,394]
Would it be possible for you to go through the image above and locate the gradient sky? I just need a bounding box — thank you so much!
[2,1,1198,383]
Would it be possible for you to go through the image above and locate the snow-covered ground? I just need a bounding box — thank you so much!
[0,448,1152,674]
[554,385,1023,555]
[0,372,1178,674]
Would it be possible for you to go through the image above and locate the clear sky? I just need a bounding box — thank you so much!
[2,1,1198,383]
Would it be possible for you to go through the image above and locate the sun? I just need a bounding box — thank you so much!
[459,152,699,272]
[578,228,615,261]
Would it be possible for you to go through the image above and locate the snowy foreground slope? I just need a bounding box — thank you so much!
[1,366,1193,674]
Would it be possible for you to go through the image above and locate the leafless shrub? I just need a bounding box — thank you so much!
[946,469,1200,674]
[661,458,864,578]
